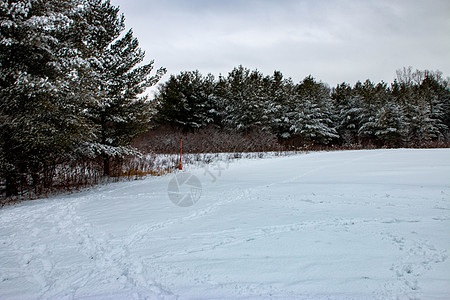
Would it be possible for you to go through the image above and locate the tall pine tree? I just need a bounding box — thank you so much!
[289,76,338,145]
[70,0,166,175]
[0,0,92,195]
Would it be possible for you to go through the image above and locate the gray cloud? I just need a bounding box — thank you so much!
[110,0,450,88]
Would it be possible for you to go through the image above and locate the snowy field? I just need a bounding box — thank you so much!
[1,149,449,299]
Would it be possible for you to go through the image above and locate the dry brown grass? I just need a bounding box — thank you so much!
[115,167,175,178]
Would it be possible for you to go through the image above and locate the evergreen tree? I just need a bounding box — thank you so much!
[0,0,91,195]
[264,71,295,139]
[374,102,406,147]
[289,76,338,145]
[332,83,362,144]
[154,70,214,131]
[393,68,449,146]
[354,80,389,144]
[210,74,229,128]
[222,66,266,132]
[418,74,449,142]
[0,0,165,196]
[70,0,165,175]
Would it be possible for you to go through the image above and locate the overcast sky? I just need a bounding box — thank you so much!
[109,0,450,89]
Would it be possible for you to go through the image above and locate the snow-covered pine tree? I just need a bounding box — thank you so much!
[355,80,390,145]
[393,68,449,146]
[289,76,339,145]
[70,0,165,175]
[331,83,363,145]
[374,101,406,147]
[221,66,266,132]
[0,0,93,195]
[154,70,215,131]
[264,71,295,139]
[418,74,449,144]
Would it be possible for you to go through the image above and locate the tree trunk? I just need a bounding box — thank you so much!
[5,172,18,197]
[103,155,110,176]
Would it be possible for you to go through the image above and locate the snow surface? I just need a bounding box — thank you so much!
[1,149,449,299]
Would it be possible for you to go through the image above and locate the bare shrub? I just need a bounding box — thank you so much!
[133,126,283,154]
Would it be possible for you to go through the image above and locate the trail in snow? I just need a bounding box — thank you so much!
[0,149,449,299]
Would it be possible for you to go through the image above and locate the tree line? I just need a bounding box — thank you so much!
[1,0,165,197]
[1,0,449,199]
[154,66,449,148]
